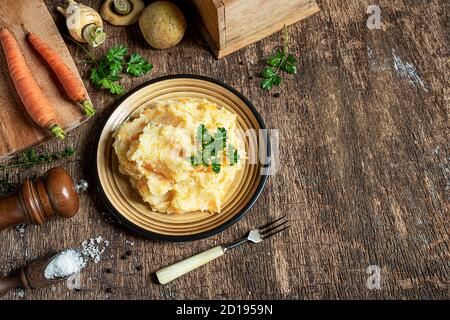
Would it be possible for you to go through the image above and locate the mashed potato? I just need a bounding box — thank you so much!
[113,98,245,214]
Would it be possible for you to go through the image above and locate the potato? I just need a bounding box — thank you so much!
[139,1,187,49]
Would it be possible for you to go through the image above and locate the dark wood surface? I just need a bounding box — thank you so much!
[0,0,448,299]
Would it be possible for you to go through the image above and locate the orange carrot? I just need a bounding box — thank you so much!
[0,27,65,140]
[22,25,95,117]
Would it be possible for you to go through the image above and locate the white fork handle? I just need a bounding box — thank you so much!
[156,246,225,285]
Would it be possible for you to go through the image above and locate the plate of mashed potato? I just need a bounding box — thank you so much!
[96,75,270,241]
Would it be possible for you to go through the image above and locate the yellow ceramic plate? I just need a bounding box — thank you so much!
[96,75,270,241]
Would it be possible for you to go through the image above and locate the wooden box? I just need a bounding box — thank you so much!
[193,0,320,58]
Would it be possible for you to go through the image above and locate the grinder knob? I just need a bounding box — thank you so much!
[42,167,80,219]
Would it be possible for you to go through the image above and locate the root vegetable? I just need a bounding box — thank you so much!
[57,0,106,48]
[0,27,65,140]
[22,25,95,116]
[139,1,187,50]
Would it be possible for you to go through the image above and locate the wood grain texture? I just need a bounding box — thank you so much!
[0,0,449,300]
[195,0,320,58]
[214,2,320,59]
[193,0,226,49]
[0,0,91,160]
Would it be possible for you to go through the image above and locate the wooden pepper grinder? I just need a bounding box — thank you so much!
[0,167,88,232]
[0,250,81,296]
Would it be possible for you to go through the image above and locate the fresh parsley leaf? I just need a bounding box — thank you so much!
[201,156,210,167]
[214,127,227,150]
[261,67,276,79]
[286,53,297,64]
[108,82,125,95]
[87,46,153,95]
[198,124,213,146]
[190,125,240,173]
[227,145,240,166]
[108,59,123,77]
[272,74,283,86]
[259,27,298,91]
[204,127,227,157]
[126,53,153,77]
[107,45,128,62]
[281,63,297,74]
[227,145,235,165]
[212,163,221,174]
[266,49,284,67]
[204,141,219,158]
[90,67,101,85]
[281,54,297,74]
[190,155,200,167]
[233,149,240,165]
[260,78,273,90]
[101,78,125,95]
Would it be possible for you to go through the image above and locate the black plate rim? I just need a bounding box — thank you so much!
[95,74,271,242]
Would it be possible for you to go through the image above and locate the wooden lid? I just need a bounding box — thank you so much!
[96,75,270,241]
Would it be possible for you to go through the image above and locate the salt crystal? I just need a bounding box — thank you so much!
[16,224,25,236]
[15,289,25,298]
[45,249,86,280]
[81,236,109,264]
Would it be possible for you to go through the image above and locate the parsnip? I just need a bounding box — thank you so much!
[57,0,106,48]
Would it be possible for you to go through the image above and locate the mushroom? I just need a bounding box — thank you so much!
[100,0,145,26]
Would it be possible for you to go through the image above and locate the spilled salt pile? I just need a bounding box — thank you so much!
[45,249,86,280]
[81,236,110,264]
[44,237,110,280]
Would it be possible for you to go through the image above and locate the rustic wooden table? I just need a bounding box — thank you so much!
[1,0,448,300]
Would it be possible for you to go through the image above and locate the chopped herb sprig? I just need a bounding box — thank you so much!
[191,125,239,174]
[88,45,153,95]
[260,26,298,91]
[0,147,76,170]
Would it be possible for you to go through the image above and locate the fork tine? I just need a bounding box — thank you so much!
[258,215,287,231]
[262,225,290,240]
[261,220,289,236]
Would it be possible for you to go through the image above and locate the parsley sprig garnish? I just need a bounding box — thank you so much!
[191,125,240,174]
[63,36,154,96]
[260,26,298,91]
[89,46,153,95]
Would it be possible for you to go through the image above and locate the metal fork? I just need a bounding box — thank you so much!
[156,216,290,285]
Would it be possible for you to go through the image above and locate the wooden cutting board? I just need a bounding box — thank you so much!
[0,0,91,160]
